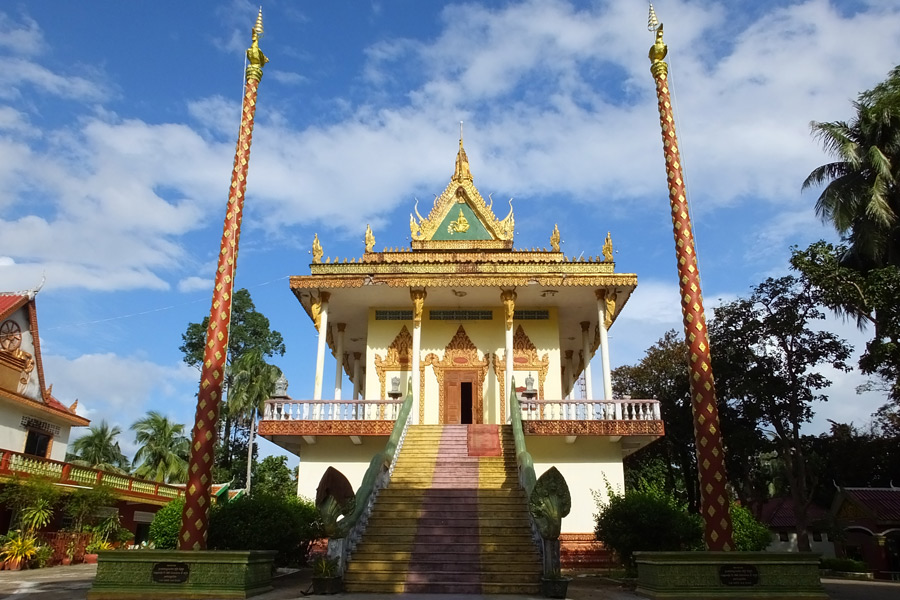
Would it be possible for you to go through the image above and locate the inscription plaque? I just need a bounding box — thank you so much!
[151,562,190,584]
[718,565,759,586]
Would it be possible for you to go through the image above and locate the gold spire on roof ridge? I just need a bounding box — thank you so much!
[246,7,268,82]
[647,3,667,73]
[254,7,265,37]
[647,3,660,31]
[452,121,473,183]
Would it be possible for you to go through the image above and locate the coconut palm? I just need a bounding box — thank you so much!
[130,411,189,484]
[803,65,900,268]
[70,421,129,473]
[228,349,282,492]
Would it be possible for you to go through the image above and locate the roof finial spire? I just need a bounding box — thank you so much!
[647,3,660,31]
[452,121,473,183]
[253,6,264,39]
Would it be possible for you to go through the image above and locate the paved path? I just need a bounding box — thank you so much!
[4,566,896,599]
[0,566,641,600]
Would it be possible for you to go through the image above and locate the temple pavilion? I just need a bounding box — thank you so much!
[258,137,664,561]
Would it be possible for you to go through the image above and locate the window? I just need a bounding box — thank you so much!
[24,430,52,457]
[812,532,822,542]
[778,532,789,542]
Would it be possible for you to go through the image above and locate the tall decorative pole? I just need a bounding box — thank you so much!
[179,9,268,551]
[647,4,734,551]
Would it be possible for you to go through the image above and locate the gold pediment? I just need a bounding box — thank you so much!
[410,138,514,249]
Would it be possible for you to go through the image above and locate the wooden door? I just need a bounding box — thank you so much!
[444,370,478,424]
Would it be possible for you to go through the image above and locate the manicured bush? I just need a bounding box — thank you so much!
[820,557,868,573]
[209,494,321,566]
[594,487,702,571]
[730,503,771,551]
[149,498,184,550]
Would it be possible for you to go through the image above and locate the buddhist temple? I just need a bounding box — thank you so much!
[258,135,664,592]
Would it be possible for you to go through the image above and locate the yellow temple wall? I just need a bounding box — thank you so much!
[295,436,389,501]
[363,308,563,424]
[526,436,625,533]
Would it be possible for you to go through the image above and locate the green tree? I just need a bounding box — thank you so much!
[149,497,184,549]
[70,421,129,474]
[253,455,296,498]
[803,65,900,269]
[710,275,852,551]
[228,349,282,492]
[130,411,190,484]
[63,486,117,532]
[179,288,285,487]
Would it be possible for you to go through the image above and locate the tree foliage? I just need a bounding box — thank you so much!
[149,497,184,550]
[594,486,702,573]
[804,64,900,269]
[70,421,130,474]
[130,411,189,484]
[253,455,296,498]
[709,275,852,551]
[208,494,321,566]
[730,503,771,552]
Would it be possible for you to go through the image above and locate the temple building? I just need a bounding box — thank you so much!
[259,137,664,568]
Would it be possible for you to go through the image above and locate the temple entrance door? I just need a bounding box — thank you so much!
[444,370,477,425]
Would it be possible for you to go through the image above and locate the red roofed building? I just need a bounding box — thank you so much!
[0,290,89,459]
[830,486,900,578]
[758,497,834,557]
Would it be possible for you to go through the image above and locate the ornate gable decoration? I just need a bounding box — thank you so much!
[410,138,514,250]
[374,326,413,397]
[420,325,489,424]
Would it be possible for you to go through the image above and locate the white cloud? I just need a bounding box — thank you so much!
[42,352,198,458]
[0,13,45,56]
[177,276,212,293]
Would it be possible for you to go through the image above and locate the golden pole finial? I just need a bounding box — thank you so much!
[647,3,660,31]
[460,121,464,148]
[452,121,473,183]
[246,7,268,82]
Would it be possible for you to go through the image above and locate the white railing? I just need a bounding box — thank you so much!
[262,399,404,421]
[518,399,661,421]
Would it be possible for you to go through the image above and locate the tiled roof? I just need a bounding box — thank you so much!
[0,293,29,320]
[759,497,827,529]
[844,488,900,521]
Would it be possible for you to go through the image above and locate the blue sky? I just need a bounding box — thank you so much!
[2,0,899,464]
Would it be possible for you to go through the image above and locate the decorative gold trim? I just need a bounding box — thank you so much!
[365,225,375,253]
[596,289,617,329]
[550,224,560,252]
[419,325,488,424]
[602,232,614,262]
[523,420,664,436]
[500,290,516,331]
[309,261,621,276]
[374,326,413,398]
[258,420,394,437]
[312,234,323,264]
[492,325,550,419]
[410,289,427,326]
[292,274,638,290]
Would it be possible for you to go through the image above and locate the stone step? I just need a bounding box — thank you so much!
[345,556,540,571]
[376,488,526,499]
[343,581,542,595]
[344,568,542,585]
[362,524,534,537]
[353,539,537,554]
[347,548,539,562]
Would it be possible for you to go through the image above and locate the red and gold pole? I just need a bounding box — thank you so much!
[647,10,734,551]
[178,10,268,551]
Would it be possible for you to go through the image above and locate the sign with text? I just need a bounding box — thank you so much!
[718,564,759,586]
[151,562,190,584]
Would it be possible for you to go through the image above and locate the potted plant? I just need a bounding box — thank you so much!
[529,467,572,598]
[61,539,76,566]
[310,554,343,594]
[0,530,38,571]
[83,539,112,564]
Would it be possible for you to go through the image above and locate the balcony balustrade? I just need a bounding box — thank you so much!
[0,449,184,504]
[263,399,404,422]
[518,398,661,421]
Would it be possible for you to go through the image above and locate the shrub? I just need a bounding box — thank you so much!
[149,498,184,550]
[29,544,53,569]
[820,557,868,573]
[730,504,771,551]
[64,486,117,532]
[594,487,702,572]
[209,494,321,566]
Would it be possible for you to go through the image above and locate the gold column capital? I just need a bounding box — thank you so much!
[410,289,427,326]
[596,289,617,329]
[500,289,517,331]
[353,352,361,360]
[336,322,346,333]
[564,350,574,359]
[580,320,590,333]
[311,292,330,331]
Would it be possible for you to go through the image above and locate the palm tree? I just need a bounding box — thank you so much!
[228,349,282,492]
[70,421,129,473]
[803,65,900,268]
[130,411,189,484]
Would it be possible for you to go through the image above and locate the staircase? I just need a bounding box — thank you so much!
[343,424,542,594]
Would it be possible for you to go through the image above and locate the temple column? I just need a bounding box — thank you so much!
[501,290,516,422]
[580,321,594,399]
[596,290,616,414]
[564,350,575,400]
[410,289,426,424]
[312,292,330,400]
[333,323,345,400]
[352,352,362,399]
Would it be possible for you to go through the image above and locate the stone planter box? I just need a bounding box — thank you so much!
[87,550,277,599]
[635,551,828,599]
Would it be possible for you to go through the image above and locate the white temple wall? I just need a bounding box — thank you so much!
[296,436,389,501]
[526,436,625,533]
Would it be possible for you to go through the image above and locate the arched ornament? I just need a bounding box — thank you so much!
[419,325,488,424]
[374,325,413,398]
[492,324,550,422]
